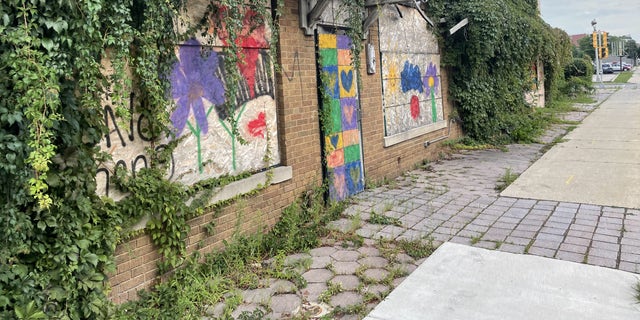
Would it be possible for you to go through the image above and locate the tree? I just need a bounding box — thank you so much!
[624,39,639,61]
[577,36,595,60]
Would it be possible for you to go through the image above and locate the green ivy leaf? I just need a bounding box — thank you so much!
[41,38,55,52]
[84,253,98,267]
[77,239,90,250]
[67,252,78,262]
[48,287,66,301]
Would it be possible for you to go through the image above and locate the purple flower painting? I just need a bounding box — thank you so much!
[423,62,439,122]
[170,38,225,137]
[170,38,226,173]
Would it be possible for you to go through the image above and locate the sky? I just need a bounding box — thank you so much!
[539,0,640,41]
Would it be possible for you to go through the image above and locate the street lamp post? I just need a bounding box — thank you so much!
[591,19,603,86]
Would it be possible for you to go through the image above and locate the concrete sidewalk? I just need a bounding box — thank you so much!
[365,242,640,320]
[502,77,640,208]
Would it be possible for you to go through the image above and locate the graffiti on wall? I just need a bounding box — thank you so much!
[525,60,545,108]
[96,7,280,198]
[318,33,365,201]
[378,5,444,137]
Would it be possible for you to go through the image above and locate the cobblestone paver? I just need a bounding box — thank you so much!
[211,89,639,319]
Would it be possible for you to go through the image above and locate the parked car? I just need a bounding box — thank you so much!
[623,63,632,71]
[601,63,614,74]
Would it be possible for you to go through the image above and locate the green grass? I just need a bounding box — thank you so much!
[614,71,633,83]
[544,98,579,112]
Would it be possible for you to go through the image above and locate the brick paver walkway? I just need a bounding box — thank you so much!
[205,87,639,319]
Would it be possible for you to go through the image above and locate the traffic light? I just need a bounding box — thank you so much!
[602,32,608,48]
[604,47,609,58]
[592,32,598,48]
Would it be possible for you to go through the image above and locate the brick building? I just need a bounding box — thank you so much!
[107,1,462,302]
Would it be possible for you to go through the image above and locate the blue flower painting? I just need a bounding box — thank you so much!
[400,61,423,93]
[170,38,226,137]
[170,38,226,173]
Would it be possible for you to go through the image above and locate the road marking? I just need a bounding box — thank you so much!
[565,175,574,185]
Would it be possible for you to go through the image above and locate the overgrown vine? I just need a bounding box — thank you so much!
[425,0,572,143]
[0,0,282,318]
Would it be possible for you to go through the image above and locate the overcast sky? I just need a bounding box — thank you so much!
[539,0,640,41]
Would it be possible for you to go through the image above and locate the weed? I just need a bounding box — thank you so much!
[325,213,365,248]
[267,252,308,288]
[470,234,482,245]
[204,220,217,236]
[397,238,435,260]
[524,240,533,254]
[319,281,343,304]
[384,265,409,284]
[568,92,596,104]
[114,186,343,318]
[386,178,399,189]
[416,158,431,170]
[291,256,313,272]
[494,241,502,249]
[349,212,363,231]
[376,239,401,263]
[237,308,270,320]
[495,168,519,192]
[330,303,367,318]
[355,264,378,284]
[365,177,384,189]
[362,290,382,304]
[325,262,336,274]
[368,211,402,227]
[540,136,566,154]
[635,282,640,303]
[442,137,500,151]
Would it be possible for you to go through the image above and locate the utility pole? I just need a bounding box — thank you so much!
[591,19,602,86]
[618,41,624,70]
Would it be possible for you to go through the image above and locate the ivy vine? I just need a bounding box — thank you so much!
[426,0,572,143]
[0,0,282,319]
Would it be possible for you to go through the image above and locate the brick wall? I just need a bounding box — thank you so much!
[108,1,461,303]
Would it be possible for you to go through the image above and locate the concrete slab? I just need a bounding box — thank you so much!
[564,140,640,151]
[364,242,640,320]
[563,127,640,141]
[502,85,640,209]
[500,159,640,208]
[592,74,617,82]
[544,143,640,164]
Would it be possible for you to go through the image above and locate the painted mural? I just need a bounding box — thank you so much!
[318,32,365,201]
[96,6,279,198]
[378,5,444,137]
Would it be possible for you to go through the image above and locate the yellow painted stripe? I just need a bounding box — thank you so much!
[565,175,574,185]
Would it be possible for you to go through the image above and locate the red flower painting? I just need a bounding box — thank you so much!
[410,95,420,120]
[247,112,266,138]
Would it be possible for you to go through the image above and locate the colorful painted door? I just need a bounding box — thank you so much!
[317,31,365,201]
